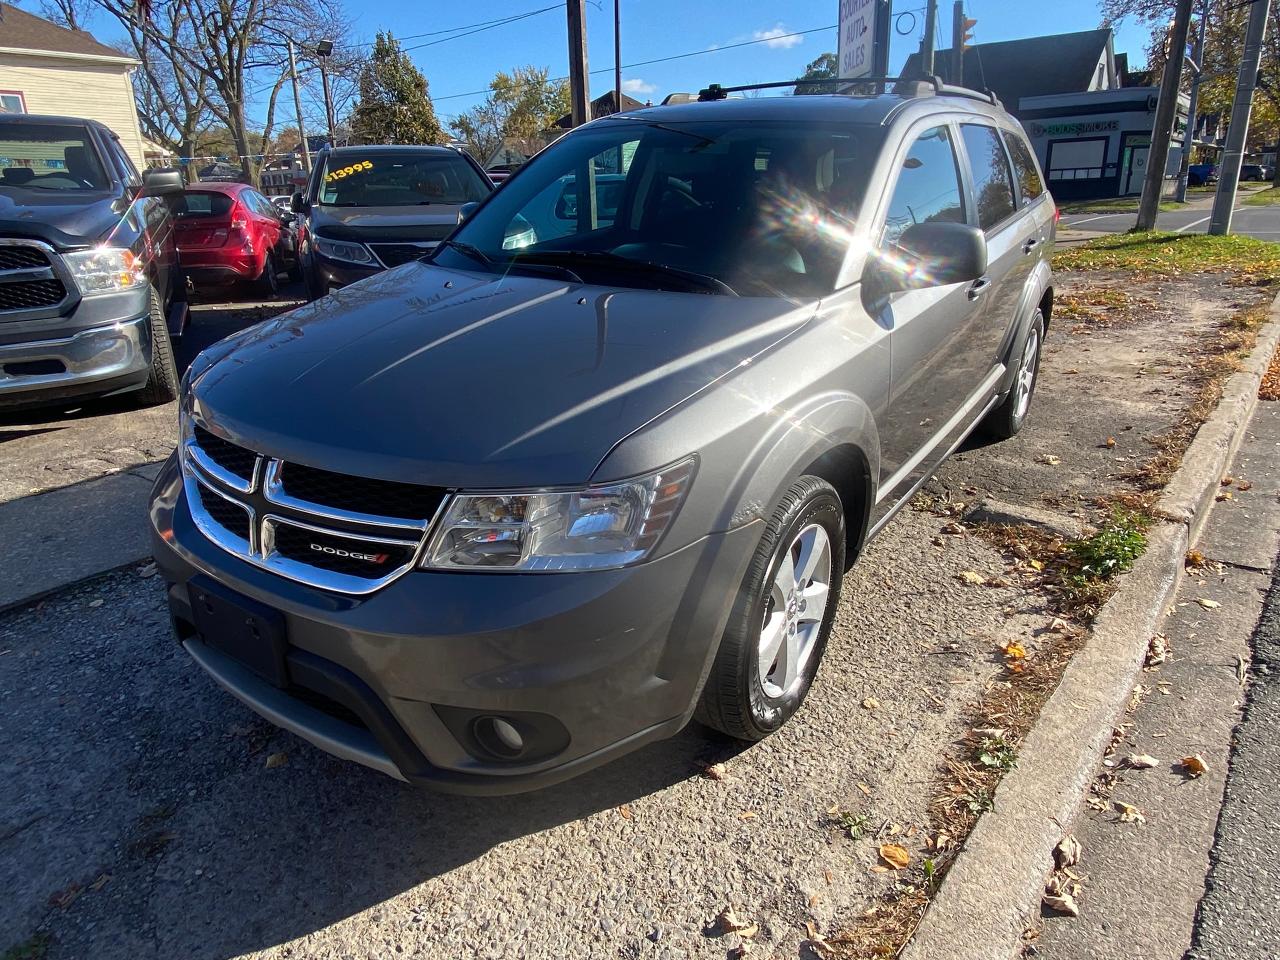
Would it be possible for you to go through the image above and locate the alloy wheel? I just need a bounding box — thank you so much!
[758,523,833,700]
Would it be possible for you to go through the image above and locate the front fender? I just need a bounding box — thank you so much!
[998,260,1053,395]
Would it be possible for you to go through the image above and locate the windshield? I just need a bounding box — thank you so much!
[434,117,880,298]
[0,123,109,191]
[175,192,235,218]
[318,152,489,207]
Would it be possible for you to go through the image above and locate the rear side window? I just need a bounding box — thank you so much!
[960,124,1017,231]
[1003,131,1044,205]
[176,192,234,217]
[882,125,965,245]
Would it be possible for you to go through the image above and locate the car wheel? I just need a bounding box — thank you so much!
[253,252,280,299]
[696,475,845,741]
[981,308,1045,440]
[137,286,180,406]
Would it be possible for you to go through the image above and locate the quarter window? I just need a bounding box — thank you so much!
[882,125,965,245]
[960,124,1017,231]
[1003,131,1045,205]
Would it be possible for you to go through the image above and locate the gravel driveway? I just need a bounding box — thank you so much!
[0,271,1256,959]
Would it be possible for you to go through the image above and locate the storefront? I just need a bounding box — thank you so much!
[1017,88,1187,201]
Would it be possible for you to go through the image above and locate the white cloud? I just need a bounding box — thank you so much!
[753,24,803,49]
[622,78,657,95]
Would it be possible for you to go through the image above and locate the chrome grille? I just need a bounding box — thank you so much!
[370,240,442,268]
[182,423,449,595]
[0,240,70,317]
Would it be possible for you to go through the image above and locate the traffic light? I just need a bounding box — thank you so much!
[960,17,977,51]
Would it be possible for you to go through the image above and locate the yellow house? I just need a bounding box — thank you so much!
[0,2,146,169]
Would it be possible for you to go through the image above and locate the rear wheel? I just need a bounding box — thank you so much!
[253,252,280,299]
[286,251,303,283]
[980,309,1044,441]
[137,286,179,406]
[696,476,845,741]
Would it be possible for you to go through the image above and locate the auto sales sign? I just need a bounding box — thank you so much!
[839,0,876,79]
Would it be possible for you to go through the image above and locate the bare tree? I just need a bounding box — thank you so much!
[38,0,93,30]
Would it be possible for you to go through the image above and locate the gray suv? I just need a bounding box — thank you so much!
[149,79,1054,794]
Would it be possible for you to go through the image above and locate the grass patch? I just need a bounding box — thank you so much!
[1053,232,1280,285]
[1059,198,1186,214]
[1243,187,1280,206]
[2,934,50,960]
[1057,511,1150,616]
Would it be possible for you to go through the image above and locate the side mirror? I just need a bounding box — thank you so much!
[291,191,309,214]
[870,221,988,297]
[458,201,480,223]
[141,167,184,199]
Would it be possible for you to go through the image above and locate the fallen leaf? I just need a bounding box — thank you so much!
[48,882,83,909]
[88,873,112,892]
[804,920,836,956]
[856,782,872,797]
[617,804,633,820]
[1105,436,1117,448]
[138,562,158,578]
[1036,454,1062,466]
[824,868,834,884]
[1043,892,1080,916]
[1186,549,1207,568]
[264,751,288,769]
[738,811,757,820]
[1147,634,1169,666]
[941,521,966,534]
[879,843,911,870]
[960,570,987,585]
[716,906,757,937]
[89,599,104,608]
[1125,754,1160,769]
[1003,640,1028,660]
[1054,835,1082,869]
[861,697,880,710]
[1196,598,1221,610]
[868,864,891,873]
[1114,801,1146,824]
[1237,479,1253,492]
[1179,755,1209,778]
[1221,475,1235,486]
[1216,491,1234,502]
[1029,558,1045,571]
[702,762,730,781]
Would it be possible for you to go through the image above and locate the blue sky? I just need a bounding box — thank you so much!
[68,0,1155,129]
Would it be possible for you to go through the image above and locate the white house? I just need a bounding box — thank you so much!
[0,2,147,169]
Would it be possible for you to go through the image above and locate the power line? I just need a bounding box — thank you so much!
[430,24,838,103]
[400,5,562,53]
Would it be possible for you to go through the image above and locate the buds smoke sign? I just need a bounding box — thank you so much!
[839,0,876,79]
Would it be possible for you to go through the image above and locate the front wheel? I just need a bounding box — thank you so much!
[137,287,179,406]
[980,309,1044,441]
[696,475,845,741]
[252,252,280,299]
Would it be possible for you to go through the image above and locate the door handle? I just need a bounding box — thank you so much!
[1023,237,1042,255]
[967,277,992,301]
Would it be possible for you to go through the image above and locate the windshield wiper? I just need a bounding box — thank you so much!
[510,250,737,296]
[437,240,583,283]
[437,239,494,268]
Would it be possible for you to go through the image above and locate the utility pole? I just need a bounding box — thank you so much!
[1209,0,1272,235]
[1174,0,1208,203]
[320,61,336,147]
[566,0,590,127]
[872,0,892,94]
[920,0,938,76]
[614,0,622,114]
[951,1,965,86]
[1135,0,1194,231]
[287,39,311,174]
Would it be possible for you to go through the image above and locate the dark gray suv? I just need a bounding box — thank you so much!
[149,80,1055,794]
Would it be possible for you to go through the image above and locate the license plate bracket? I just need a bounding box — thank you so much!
[188,576,289,688]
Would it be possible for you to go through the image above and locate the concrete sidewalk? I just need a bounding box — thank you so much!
[0,463,163,610]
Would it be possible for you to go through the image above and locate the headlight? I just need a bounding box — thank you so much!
[63,246,145,296]
[314,237,375,265]
[424,458,696,571]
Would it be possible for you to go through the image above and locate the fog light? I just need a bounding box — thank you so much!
[473,715,525,758]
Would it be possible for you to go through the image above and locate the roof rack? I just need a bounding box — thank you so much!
[695,75,1000,107]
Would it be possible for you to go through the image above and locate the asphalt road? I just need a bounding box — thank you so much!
[1187,539,1280,959]
[1060,202,1280,240]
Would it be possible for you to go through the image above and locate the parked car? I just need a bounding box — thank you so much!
[292,144,493,299]
[175,181,300,298]
[1240,164,1266,182]
[0,113,186,408]
[151,80,1055,793]
[269,195,294,214]
[1188,163,1218,186]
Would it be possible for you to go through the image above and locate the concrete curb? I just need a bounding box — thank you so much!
[902,291,1280,960]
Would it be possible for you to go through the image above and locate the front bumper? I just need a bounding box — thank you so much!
[0,313,151,403]
[149,453,758,794]
[306,253,381,294]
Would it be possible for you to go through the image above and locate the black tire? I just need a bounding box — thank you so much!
[696,475,845,741]
[286,253,303,283]
[253,252,280,299]
[138,286,179,406]
[980,309,1045,441]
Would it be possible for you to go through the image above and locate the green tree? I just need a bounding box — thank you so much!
[350,32,445,145]
[451,66,570,164]
[794,52,838,95]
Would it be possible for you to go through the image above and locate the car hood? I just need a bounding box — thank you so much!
[191,263,814,488]
[0,189,122,247]
[309,204,463,242]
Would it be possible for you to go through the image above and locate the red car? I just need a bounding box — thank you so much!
[175,181,301,297]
